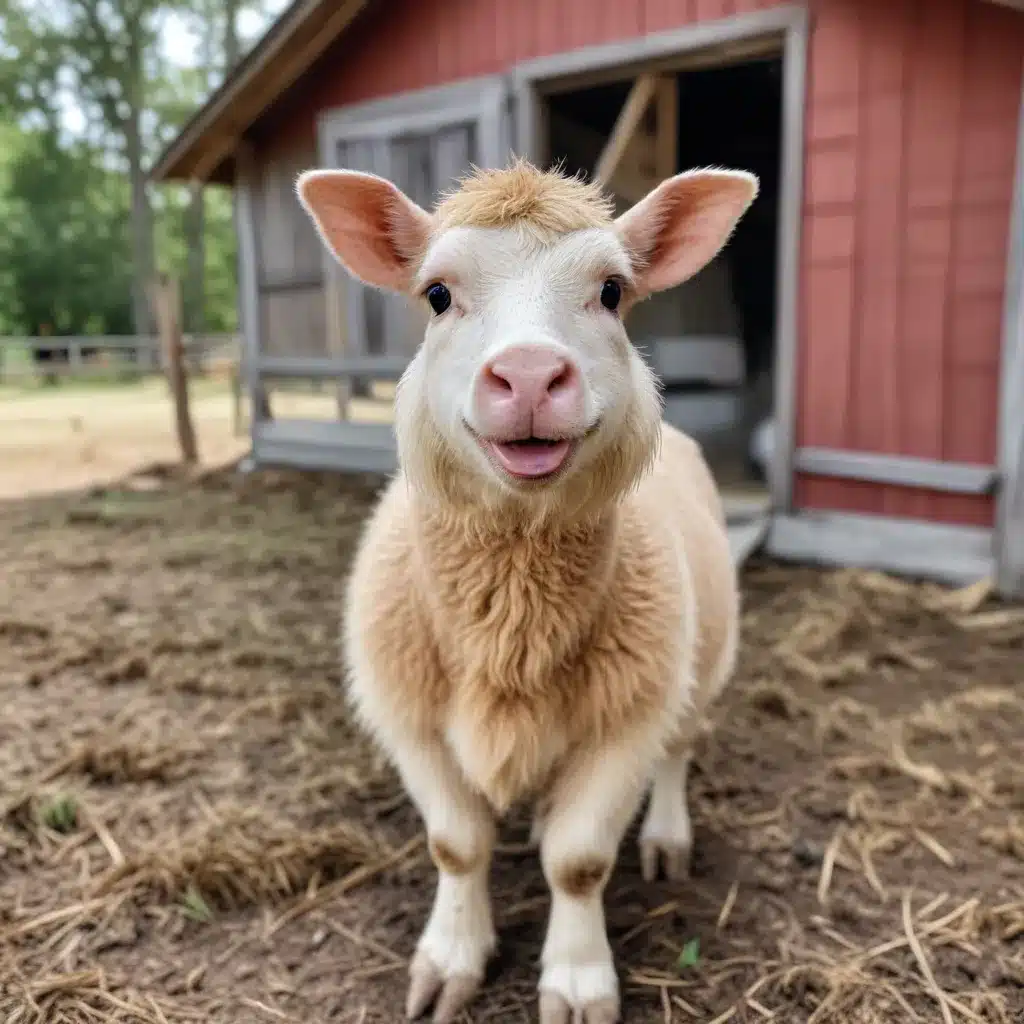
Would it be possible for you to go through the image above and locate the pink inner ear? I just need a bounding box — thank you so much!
[297,171,431,292]
[618,171,758,295]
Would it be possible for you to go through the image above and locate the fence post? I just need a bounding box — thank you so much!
[148,274,199,466]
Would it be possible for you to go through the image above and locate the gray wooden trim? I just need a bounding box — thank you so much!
[728,516,770,567]
[769,8,809,514]
[478,79,512,167]
[253,418,397,475]
[511,6,803,90]
[317,76,509,144]
[511,8,803,159]
[259,274,323,293]
[794,448,998,495]
[257,355,408,379]
[511,6,808,515]
[767,512,995,587]
[514,77,544,163]
[995,63,1024,598]
[233,141,268,425]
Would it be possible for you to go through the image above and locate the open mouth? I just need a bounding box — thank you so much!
[487,437,574,479]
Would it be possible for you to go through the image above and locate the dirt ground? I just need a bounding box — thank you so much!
[0,379,393,500]
[0,460,1022,1024]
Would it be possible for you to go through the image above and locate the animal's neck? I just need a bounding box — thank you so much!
[412,498,619,693]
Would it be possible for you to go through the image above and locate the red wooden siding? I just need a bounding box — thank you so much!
[253,0,1024,529]
[798,0,1023,527]
[259,0,781,139]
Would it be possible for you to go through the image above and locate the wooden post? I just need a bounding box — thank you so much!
[593,74,658,189]
[149,274,199,465]
[654,76,678,181]
[593,74,678,203]
[231,336,244,437]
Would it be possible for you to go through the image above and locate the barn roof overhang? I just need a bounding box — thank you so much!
[149,0,372,186]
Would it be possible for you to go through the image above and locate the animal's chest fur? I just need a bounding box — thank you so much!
[415,512,684,812]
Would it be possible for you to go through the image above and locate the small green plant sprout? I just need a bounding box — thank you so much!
[676,936,701,971]
[39,794,78,834]
[181,885,214,923]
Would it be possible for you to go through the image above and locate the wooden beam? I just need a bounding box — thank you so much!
[995,68,1024,597]
[593,74,658,188]
[793,448,998,495]
[768,512,994,588]
[654,75,678,180]
[768,10,810,514]
[551,109,655,204]
[233,142,273,424]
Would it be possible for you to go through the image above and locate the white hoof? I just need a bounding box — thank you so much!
[538,962,619,1024]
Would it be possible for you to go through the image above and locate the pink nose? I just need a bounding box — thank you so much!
[473,344,585,439]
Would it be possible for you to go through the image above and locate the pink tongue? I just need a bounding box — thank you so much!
[491,440,571,478]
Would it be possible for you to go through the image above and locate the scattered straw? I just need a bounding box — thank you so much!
[90,808,390,911]
[901,891,954,1024]
[717,881,739,932]
[817,829,843,906]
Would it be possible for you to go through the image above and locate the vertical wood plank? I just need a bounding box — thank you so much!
[234,142,272,423]
[994,5,1024,594]
[798,0,862,477]
[851,1,909,472]
[887,0,966,520]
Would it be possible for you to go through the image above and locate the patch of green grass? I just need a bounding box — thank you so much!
[181,885,214,923]
[676,936,701,971]
[39,793,78,833]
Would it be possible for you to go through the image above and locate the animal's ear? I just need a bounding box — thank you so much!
[296,169,433,291]
[614,169,758,295]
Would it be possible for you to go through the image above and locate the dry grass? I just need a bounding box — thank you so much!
[0,379,395,500]
[0,463,1021,1023]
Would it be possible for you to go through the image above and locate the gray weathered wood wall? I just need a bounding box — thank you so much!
[252,139,328,358]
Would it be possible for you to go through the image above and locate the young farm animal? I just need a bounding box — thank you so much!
[297,159,757,1024]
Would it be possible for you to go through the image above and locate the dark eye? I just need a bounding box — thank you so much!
[426,283,451,316]
[600,279,622,312]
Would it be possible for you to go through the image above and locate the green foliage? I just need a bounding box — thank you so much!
[181,884,214,923]
[156,182,239,333]
[0,129,135,335]
[39,793,78,833]
[0,0,273,338]
[676,936,701,971]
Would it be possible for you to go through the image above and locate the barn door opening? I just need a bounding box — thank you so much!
[543,57,783,518]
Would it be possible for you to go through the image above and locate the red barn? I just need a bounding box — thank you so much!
[152,0,1024,596]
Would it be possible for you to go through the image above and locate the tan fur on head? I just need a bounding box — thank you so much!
[434,159,615,241]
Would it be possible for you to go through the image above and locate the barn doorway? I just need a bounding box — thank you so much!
[543,55,784,531]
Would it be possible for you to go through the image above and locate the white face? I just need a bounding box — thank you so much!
[295,163,759,517]
[393,224,663,510]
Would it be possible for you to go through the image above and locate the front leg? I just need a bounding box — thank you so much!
[538,735,655,1024]
[390,738,496,1023]
[639,744,693,881]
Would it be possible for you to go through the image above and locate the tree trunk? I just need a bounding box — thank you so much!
[125,28,154,357]
[150,274,199,465]
[127,127,154,350]
[223,0,241,71]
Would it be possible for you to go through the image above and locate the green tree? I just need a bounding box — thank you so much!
[0,0,280,342]
[0,127,135,335]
